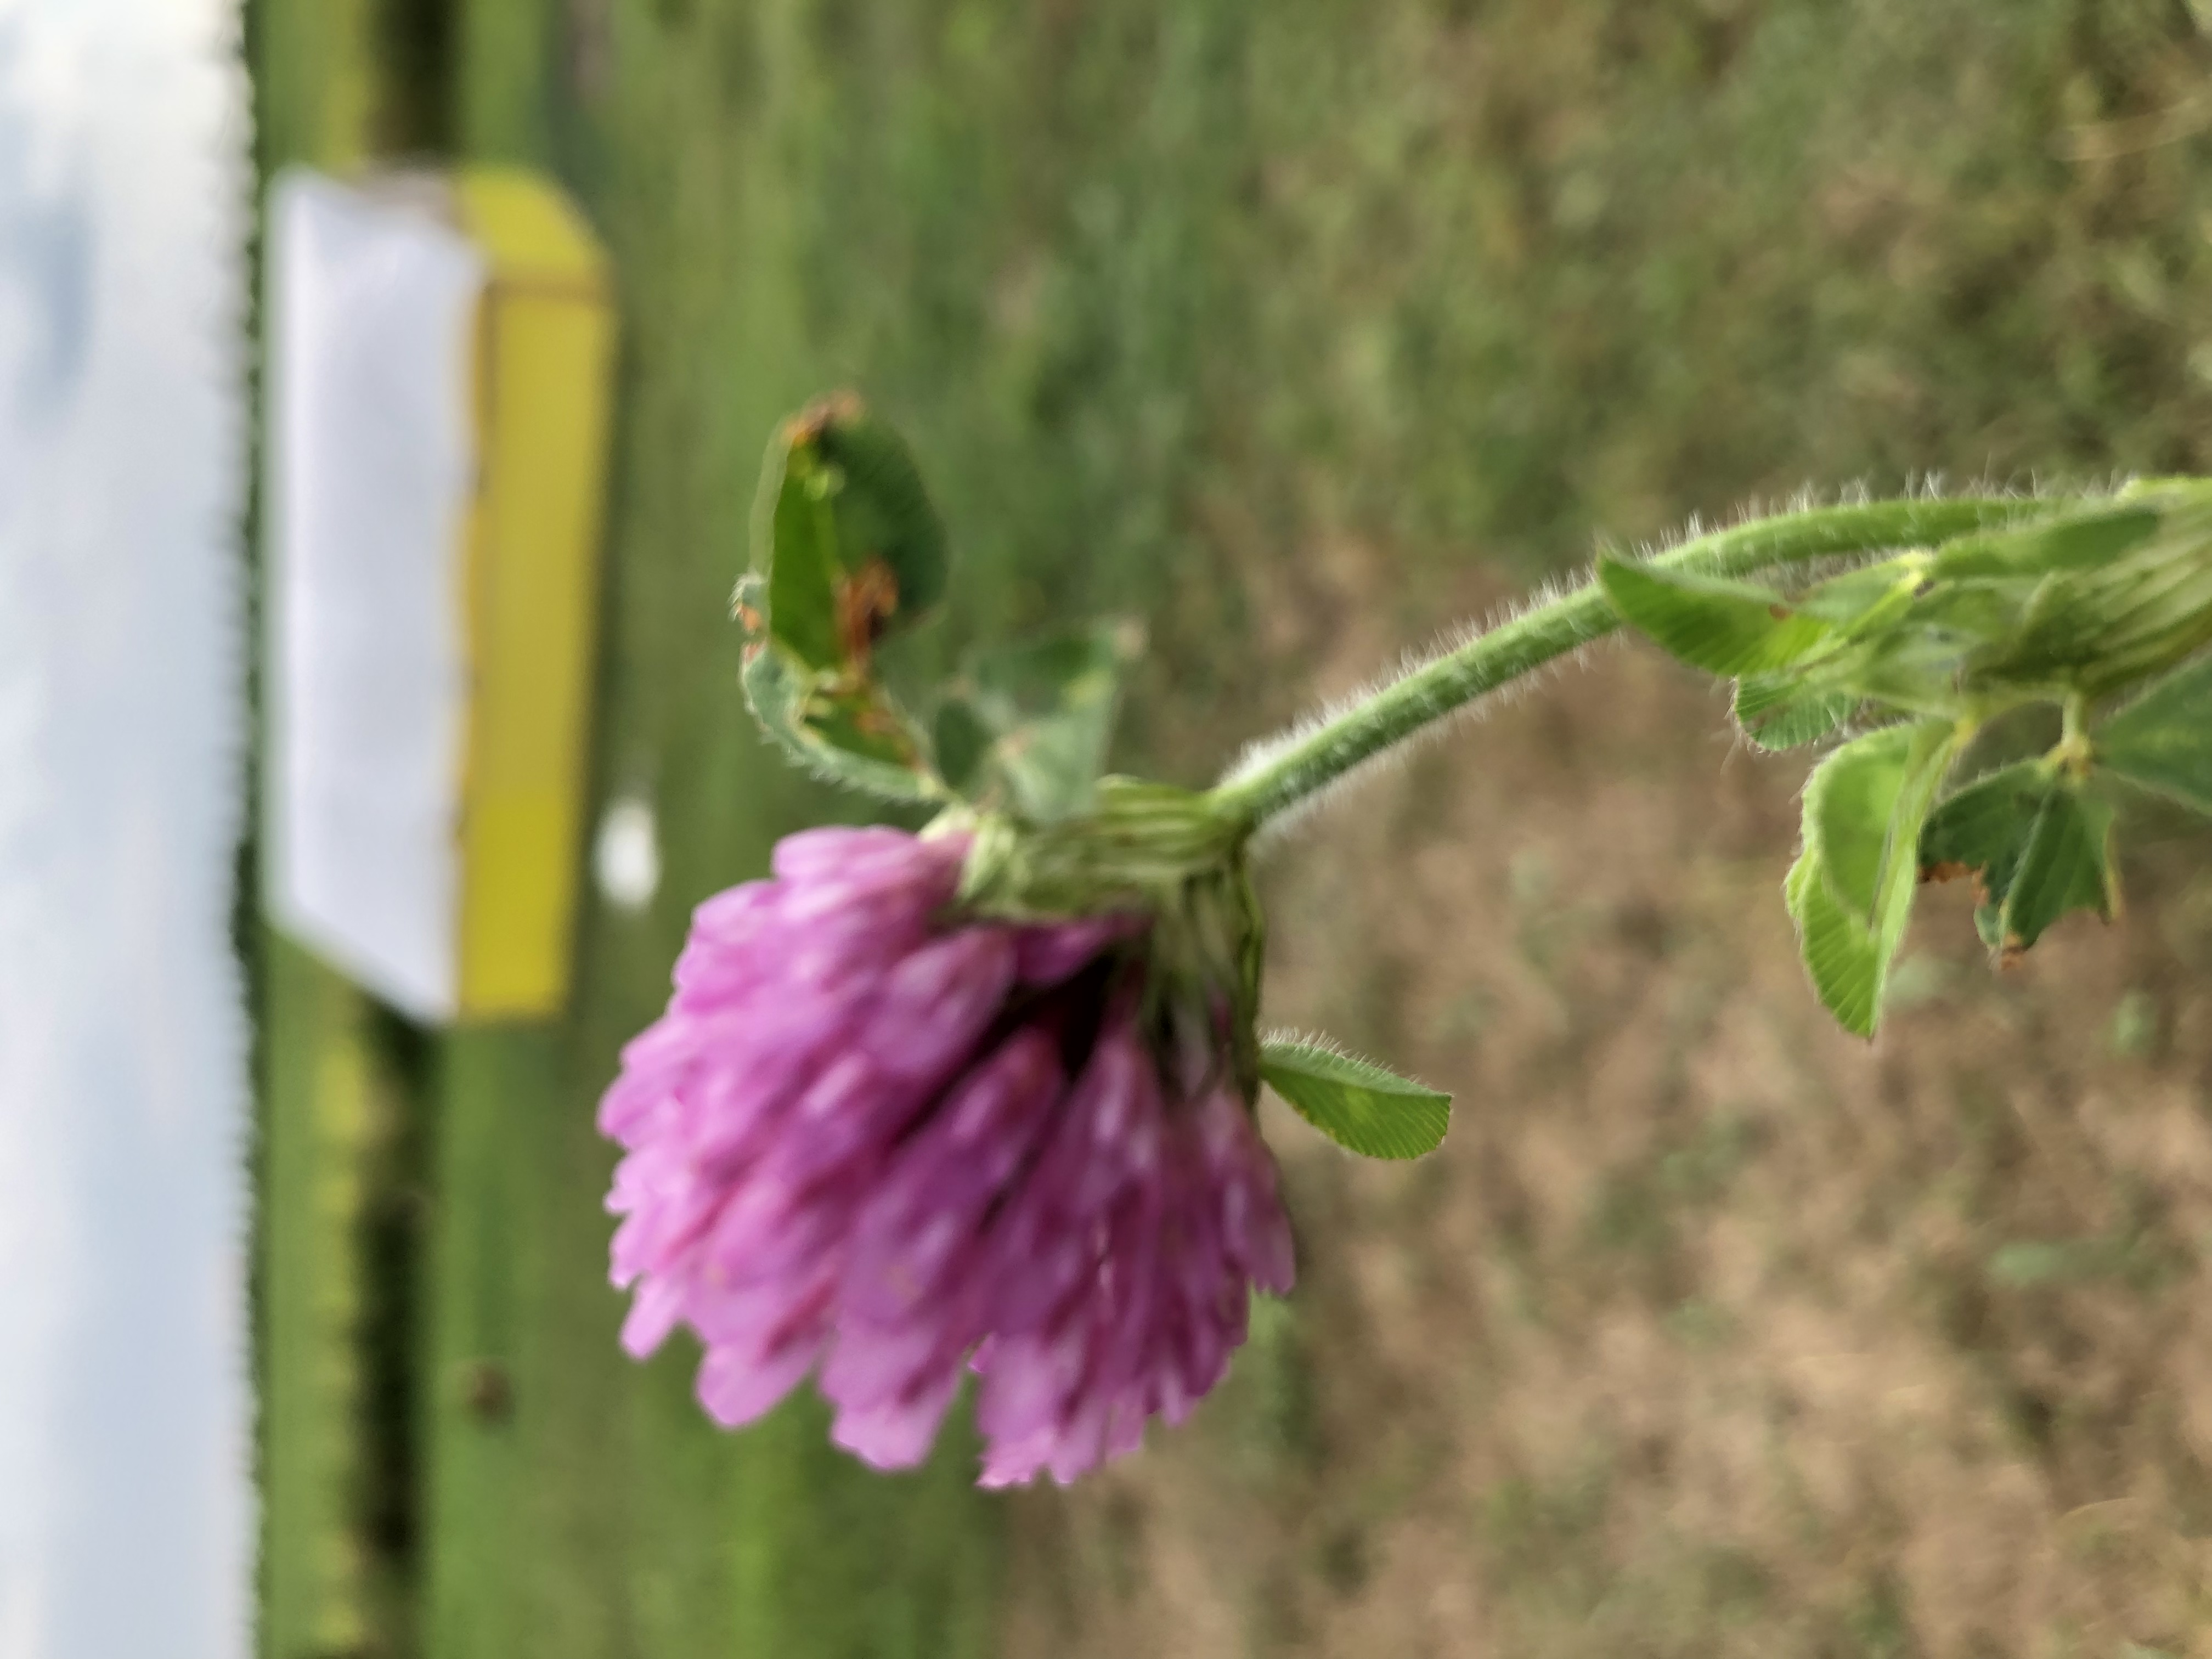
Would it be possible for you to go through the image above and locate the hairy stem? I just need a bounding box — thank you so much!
[1208,496,2059,832]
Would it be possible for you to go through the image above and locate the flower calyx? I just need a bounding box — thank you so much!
[940,778,1265,1105]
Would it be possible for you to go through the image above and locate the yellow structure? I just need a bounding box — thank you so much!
[267,165,614,1024]
[450,170,616,1019]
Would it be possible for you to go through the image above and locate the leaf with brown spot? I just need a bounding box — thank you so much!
[835,555,902,671]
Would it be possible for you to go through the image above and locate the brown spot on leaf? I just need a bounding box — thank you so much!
[786,388,865,447]
[836,555,902,670]
[849,698,906,740]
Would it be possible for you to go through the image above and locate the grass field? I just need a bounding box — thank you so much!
[253,2,2212,1655]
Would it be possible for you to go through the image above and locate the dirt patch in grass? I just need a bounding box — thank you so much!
[1005,555,2212,1658]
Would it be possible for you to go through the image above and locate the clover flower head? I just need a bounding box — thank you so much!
[599,824,1294,1486]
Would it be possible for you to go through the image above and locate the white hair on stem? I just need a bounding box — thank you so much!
[1259,1028,1449,1097]
[1221,475,2120,850]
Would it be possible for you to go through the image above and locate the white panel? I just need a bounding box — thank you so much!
[266,172,483,1022]
[0,3,251,1655]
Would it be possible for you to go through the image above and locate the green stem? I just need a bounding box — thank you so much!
[2055,689,2094,777]
[1207,496,2057,832]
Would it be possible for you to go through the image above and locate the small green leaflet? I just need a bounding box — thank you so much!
[1791,557,1927,641]
[1918,761,2042,898]
[1927,503,2163,582]
[1917,762,2118,958]
[734,397,954,802]
[1805,724,1914,918]
[810,413,951,619]
[1786,720,1957,1036]
[1903,578,2030,646]
[1984,497,2212,692]
[738,644,939,802]
[1260,1038,1451,1160]
[1787,844,1883,1037]
[748,396,950,673]
[763,443,843,670]
[2096,651,2212,815]
[1733,675,1855,750]
[1599,558,1833,678]
[1998,787,2117,953]
[932,698,994,801]
[936,620,1142,822]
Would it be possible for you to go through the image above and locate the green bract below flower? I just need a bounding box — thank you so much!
[605,393,2212,1481]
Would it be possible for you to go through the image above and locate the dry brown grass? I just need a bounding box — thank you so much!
[1006,555,2212,1659]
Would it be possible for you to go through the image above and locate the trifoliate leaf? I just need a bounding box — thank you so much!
[2095,651,2212,815]
[1788,720,1957,1036]
[1260,1038,1451,1160]
[1599,558,1834,678]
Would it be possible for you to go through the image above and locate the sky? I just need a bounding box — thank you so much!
[0,3,251,1656]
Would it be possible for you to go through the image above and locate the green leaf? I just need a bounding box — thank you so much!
[1786,842,1884,1037]
[740,645,938,802]
[748,396,951,673]
[1734,674,1855,750]
[1980,500,2212,692]
[975,622,1138,821]
[1917,762,2117,958]
[1901,577,2032,646]
[2096,651,2212,814]
[1788,721,1957,1036]
[1805,726,1909,921]
[735,397,955,800]
[1792,557,1928,641]
[810,410,951,621]
[1919,760,2044,895]
[930,697,994,797]
[1928,503,2163,580]
[939,620,1142,822]
[1260,1038,1451,1160]
[760,445,843,670]
[1790,558,1914,625]
[1827,627,1984,721]
[1997,786,2116,955]
[1599,558,1834,678]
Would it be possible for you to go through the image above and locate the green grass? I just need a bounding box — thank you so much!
[257,941,380,1658]
[254,1,2212,1654]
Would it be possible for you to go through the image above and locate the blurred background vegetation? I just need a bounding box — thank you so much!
[248,1,2212,1655]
